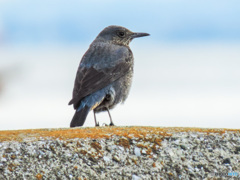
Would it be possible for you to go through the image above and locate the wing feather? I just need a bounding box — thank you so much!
[69,45,132,109]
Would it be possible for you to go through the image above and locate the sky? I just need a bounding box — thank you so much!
[0,0,240,45]
[0,1,240,130]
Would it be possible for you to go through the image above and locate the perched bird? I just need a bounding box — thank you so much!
[69,25,149,127]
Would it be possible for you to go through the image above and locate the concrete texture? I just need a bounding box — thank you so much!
[0,127,240,179]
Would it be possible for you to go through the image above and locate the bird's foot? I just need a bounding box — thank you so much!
[109,122,115,126]
[95,122,100,127]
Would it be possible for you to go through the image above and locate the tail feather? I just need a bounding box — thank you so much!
[70,106,91,127]
[70,88,107,127]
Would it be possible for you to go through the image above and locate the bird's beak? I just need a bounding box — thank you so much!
[131,32,150,39]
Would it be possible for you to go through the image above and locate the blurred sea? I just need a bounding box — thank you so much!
[1,43,240,130]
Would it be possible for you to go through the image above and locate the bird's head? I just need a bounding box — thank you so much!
[94,25,150,46]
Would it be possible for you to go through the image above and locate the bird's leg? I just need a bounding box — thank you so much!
[93,110,99,126]
[106,108,114,126]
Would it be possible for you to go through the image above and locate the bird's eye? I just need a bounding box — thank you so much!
[117,31,125,38]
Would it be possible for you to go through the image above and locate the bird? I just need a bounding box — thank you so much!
[68,25,149,127]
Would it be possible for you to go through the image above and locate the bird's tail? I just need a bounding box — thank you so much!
[70,89,108,127]
[70,106,91,127]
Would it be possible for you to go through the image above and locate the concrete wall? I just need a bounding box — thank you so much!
[0,127,239,179]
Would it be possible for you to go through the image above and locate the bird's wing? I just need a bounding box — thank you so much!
[68,45,133,109]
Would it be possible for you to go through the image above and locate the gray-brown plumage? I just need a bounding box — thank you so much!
[69,25,149,127]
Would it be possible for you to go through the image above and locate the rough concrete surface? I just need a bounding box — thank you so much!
[0,127,240,180]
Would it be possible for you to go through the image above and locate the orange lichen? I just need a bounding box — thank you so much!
[152,162,156,167]
[117,138,130,148]
[90,142,102,151]
[8,163,16,172]
[79,150,87,155]
[146,148,152,155]
[154,138,162,146]
[0,127,239,142]
[76,141,82,147]
[36,173,43,180]
[8,167,13,172]
[136,144,148,149]
[88,154,98,162]
[148,155,153,158]
[131,158,137,165]
[10,155,16,159]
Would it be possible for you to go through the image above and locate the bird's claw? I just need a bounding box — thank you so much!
[109,122,115,126]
